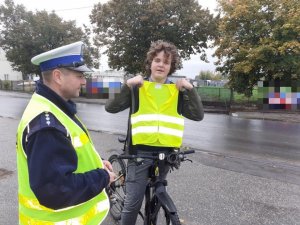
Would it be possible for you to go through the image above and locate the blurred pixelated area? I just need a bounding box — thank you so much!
[85,77,122,99]
[258,80,300,110]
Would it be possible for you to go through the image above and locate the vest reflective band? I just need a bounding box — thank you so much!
[16,93,109,225]
[19,196,108,225]
[131,81,184,147]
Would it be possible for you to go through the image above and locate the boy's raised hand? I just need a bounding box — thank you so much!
[126,75,144,88]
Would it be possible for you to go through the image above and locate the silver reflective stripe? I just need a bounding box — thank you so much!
[132,126,157,135]
[96,198,110,212]
[53,199,109,224]
[159,126,183,137]
[131,114,184,125]
[20,197,109,224]
[55,220,80,225]
[72,136,82,148]
[159,115,184,125]
[132,126,183,137]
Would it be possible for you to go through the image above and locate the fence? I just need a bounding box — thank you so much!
[196,86,232,102]
[0,80,36,92]
[196,86,258,107]
[2,79,299,112]
[0,79,258,106]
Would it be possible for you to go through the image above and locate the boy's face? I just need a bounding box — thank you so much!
[150,51,172,83]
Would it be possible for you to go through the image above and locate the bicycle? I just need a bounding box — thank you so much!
[106,137,195,225]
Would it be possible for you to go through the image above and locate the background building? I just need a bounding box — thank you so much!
[0,48,22,81]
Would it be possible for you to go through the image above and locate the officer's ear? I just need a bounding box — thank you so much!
[52,69,64,86]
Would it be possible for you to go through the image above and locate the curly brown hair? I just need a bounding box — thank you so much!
[145,40,181,76]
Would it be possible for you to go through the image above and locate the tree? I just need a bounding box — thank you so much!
[195,70,215,80]
[0,0,98,78]
[90,0,218,75]
[214,0,300,96]
[195,70,223,81]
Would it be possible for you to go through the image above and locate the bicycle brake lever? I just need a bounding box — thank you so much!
[113,174,124,183]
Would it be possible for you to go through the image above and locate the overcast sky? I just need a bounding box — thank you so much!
[4,0,218,78]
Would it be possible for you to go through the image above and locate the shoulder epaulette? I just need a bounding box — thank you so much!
[25,112,68,141]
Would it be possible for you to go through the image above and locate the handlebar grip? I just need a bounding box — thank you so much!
[182,150,195,155]
[118,154,157,160]
[117,155,135,159]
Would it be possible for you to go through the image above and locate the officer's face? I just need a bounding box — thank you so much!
[150,51,172,83]
[59,69,86,100]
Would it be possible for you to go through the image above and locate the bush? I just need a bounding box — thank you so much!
[3,80,11,90]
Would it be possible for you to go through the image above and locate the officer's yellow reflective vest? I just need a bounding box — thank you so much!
[16,93,109,225]
[131,81,184,147]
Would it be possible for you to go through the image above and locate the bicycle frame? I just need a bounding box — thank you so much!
[113,151,194,225]
[144,171,178,225]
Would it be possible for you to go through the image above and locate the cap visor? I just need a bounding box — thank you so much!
[67,65,93,72]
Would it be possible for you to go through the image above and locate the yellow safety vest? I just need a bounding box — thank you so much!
[16,93,109,225]
[131,81,184,147]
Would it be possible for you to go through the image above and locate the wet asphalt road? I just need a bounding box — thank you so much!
[0,91,299,185]
[1,117,300,225]
[0,90,300,224]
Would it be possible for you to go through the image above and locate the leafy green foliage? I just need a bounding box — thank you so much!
[90,0,218,75]
[214,0,300,97]
[195,70,223,80]
[0,0,97,78]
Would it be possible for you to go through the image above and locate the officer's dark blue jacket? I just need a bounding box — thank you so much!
[22,81,109,210]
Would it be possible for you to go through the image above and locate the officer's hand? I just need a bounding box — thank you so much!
[176,78,193,91]
[103,160,116,185]
[103,160,113,172]
[106,170,116,185]
[126,75,144,88]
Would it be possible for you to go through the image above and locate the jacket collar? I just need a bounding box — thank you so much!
[148,77,171,84]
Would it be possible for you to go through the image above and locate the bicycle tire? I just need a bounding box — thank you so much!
[151,207,181,225]
[107,154,126,221]
[150,196,181,225]
[168,212,182,225]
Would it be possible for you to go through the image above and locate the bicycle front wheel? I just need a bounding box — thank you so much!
[107,154,126,221]
[153,208,181,225]
[150,196,182,225]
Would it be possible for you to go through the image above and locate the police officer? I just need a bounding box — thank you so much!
[16,41,115,224]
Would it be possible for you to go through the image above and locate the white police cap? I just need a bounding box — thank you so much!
[31,41,93,72]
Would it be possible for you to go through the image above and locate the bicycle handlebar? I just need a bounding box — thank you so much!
[117,150,195,165]
[117,154,155,160]
[179,150,195,155]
